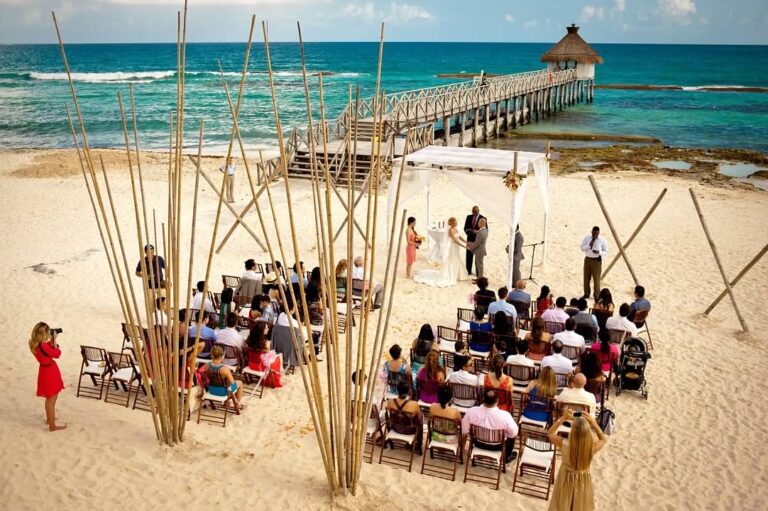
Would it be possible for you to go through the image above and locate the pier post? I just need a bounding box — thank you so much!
[504,98,510,131]
[443,115,450,146]
[494,101,500,137]
[483,104,489,142]
[459,111,465,147]
[511,96,517,129]
[472,107,479,147]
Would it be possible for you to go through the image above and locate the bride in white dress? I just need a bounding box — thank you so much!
[413,217,469,288]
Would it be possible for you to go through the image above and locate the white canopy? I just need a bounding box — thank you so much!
[388,145,550,288]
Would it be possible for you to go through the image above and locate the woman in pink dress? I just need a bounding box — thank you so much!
[29,322,66,432]
[405,216,419,278]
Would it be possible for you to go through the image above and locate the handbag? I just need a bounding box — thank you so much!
[598,408,616,435]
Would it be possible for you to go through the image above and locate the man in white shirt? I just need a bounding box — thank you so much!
[219,157,236,203]
[351,256,383,308]
[541,296,570,325]
[487,287,518,319]
[447,355,481,407]
[215,312,245,366]
[606,303,638,337]
[191,280,216,314]
[290,261,308,288]
[556,373,597,417]
[153,297,169,327]
[580,225,608,301]
[236,258,262,298]
[540,340,574,374]
[462,389,519,463]
[506,339,535,367]
[553,318,586,352]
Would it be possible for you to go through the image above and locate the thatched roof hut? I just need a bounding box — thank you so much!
[541,24,603,65]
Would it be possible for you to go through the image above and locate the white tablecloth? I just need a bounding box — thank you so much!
[427,225,448,264]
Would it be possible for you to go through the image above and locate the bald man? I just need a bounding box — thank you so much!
[556,372,597,417]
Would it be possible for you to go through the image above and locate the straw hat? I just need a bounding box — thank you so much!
[264,272,278,285]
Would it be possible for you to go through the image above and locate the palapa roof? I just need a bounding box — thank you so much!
[541,24,603,65]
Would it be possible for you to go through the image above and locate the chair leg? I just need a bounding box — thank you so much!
[124,380,134,408]
[463,445,471,483]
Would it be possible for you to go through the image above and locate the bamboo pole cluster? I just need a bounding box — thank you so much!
[53,2,409,494]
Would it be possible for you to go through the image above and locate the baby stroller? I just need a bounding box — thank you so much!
[615,337,650,400]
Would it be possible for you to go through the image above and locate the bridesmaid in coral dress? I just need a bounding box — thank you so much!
[29,322,66,431]
[406,216,419,278]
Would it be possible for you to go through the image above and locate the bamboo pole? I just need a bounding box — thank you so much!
[602,188,667,280]
[689,189,750,334]
[587,175,640,286]
[704,244,768,315]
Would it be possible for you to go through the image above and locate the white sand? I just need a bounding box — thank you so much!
[1,149,766,510]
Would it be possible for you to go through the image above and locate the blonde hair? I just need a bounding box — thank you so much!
[29,322,51,355]
[210,345,225,360]
[335,259,347,277]
[535,366,557,398]
[567,417,595,471]
[515,279,526,290]
[448,217,457,227]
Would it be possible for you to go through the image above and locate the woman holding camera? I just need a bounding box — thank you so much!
[546,408,607,510]
[29,322,66,432]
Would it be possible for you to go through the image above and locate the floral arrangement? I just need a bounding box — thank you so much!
[502,170,524,191]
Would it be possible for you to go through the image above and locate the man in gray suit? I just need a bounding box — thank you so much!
[513,225,524,285]
[468,218,489,279]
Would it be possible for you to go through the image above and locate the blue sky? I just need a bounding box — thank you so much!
[0,0,766,44]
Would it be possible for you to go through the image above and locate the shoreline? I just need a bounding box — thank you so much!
[595,84,768,93]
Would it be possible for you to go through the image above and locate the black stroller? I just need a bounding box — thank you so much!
[615,337,650,400]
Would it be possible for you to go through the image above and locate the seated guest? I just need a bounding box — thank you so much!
[506,339,535,367]
[416,351,445,405]
[576,351,606,384]
[573,298,599,330]
[448,355,480,386]
[525,317,552,361]
[351,256,383,308]
[553,318,587,353]
[189,310,217,357]
[200,345,244,410]
[593,288,615,313]
[535,285,553,317]
[493,339,515,361]
[217,287,238,329]
[556,373,597,417]
[540,340,574,375]
[334,259,347,294]
[542,296,570,325]
[469,308,493,333]
[153,297,169,327]
[235,258,262,298]
[411,323,438,378]
[628,285,651,325]
[468,312,498,355]
[522,366,557,423]
[483,355,513,413]
[463,389,519,463]
[429,386,462,425]
[508,279,532,307]
[488,287,518,318]
[305,267,322,304]
[191,280,216,314]
[606,303,638,337]
[566,298,580,317]
[177,308,189,338]
[387,380,424,451]
[475,277,496,302]
[254,294,276,324]
[591,329,619,374]
[216,312,245,365]
[350,370,369,401]
[290,261,308,288]
[245,321,282,388]
[454,339,470,356]
[383,344,411,395]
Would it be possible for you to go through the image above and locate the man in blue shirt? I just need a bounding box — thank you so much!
[189,310,217,357]
[628,285,651,324]
[488,287,518,319]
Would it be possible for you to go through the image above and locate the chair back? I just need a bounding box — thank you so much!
[574,323,597,342]
[441,351,457,372]
[81,345,107,365]
[204,367,230,391]
[388,407,420,436]
[554,372,571,391]
[504,363,537,388]
[108,351,133,371]
[430,416,462,438]
[544,321,564,335]
[584,378,606,408]
[214,343,242,366]
[632,309,650,326]
[607,329,629,344]
[233,294,251,308]
[560,345,581,364]
[474,293,494,314]
[437,325,459,352]
[509,299,531,318]
[473,356,492,374]
[520,430,555,458]
[590,308,613,331]
[222,275,241,289]
[555,401,590,419]
[469,425,504,448]
[456,307,475,330]
[448,382,479,408]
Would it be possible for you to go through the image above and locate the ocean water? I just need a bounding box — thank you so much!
[0,42,766,153]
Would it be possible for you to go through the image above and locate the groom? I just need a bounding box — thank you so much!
[463,205,487,276]
[467,218,488,279]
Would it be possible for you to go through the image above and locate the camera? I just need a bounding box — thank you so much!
[51,328,63,334]
[573,411,582,418]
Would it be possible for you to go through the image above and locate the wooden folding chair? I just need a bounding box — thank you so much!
[421,416,464,481]
[561,345,581,366]
[76,345,111,400]
[104,351,141,408]
[233,294,251,309]
[553,401,591,438]
[574,323,597,343]
[437,325,460,352]
[362,403,385,464]
[608,328,629,344]
[544,321,565,335]
[554,371,571,393]
[474,293,494,315]
[456,307,475,331]
[590,308,613,331]
[504,363,538,419]
[473,356,492,374]
[440,351,457,375]
[241,363,270,400]
[463,425,506,490]
[512,430,557,500]
[468,330,493,357]
[214,343,243,375]
[632,309,653,349]
[379,408,422,472]
[448,382,480,415]
[222,274,241,289]
[197,370,241,427]
[518,394,555,436]
[585,379,606,415]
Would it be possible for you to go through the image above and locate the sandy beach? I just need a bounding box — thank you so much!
[1,148,767,510]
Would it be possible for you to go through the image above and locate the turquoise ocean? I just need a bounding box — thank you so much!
[0,42,766,153]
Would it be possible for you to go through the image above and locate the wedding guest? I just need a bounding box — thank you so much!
[352,256,383,308]
[506,339,535,367]
[580,226,608,301]
[508,279,532,306]
[525,317,552,361]
[542,296,570,324]
[406,216,420,278]
[628,285,652,325]
[605,303,638,337]
[246,321,282,388]
[290,261,308,288]
[483,354,513,413]
[488,287,518,318]
[535,285,553,316]
[30,322,66,432]
[593,288,614,313]
[416,351,445,404]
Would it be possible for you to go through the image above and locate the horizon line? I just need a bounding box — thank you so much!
[2,40,767,47]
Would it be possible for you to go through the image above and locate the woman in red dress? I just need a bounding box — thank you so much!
[29,322,66,432]
[246,321,282,388]
[405,216,419,278]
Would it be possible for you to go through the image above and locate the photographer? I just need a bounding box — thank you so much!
[29,322,66,432]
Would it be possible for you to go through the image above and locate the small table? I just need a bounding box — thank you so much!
[426,225,448,264]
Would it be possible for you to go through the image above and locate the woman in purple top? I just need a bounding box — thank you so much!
[416,351,445,404]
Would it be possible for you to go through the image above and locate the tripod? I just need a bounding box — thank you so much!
[522,241,545,285]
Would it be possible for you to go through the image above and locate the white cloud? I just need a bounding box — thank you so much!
[523,20,538,29]
[657,0,697,21]
[504,14,515,23]
[99,0,320,4]
[341,2,376,21]
[580,5,605,22]
[339,2,433,24]
[614,0,626,12]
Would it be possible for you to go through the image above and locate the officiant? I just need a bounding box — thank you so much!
[463,205,486,276]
